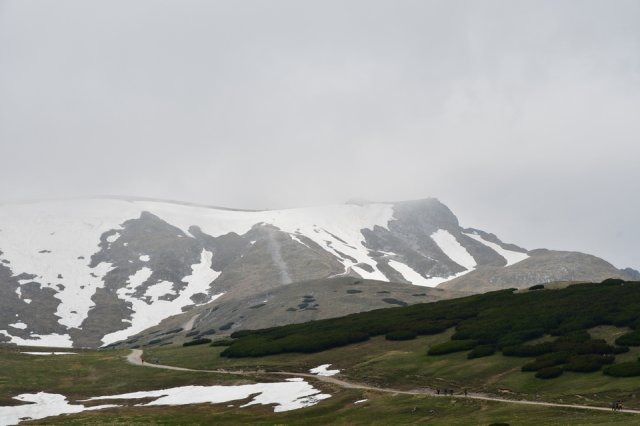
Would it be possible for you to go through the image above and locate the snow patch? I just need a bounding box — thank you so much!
[0,330,73,348]
[465,233,529,266]
[431,230,476,270]
[309,364,340,376]
[387,260,444,287]
[86,379,331,413]
[354,399,368,404]
[139,255,150,262]
[8,322,27,330]
[100,250,221,346]
[0,392,116,426]
[21,352,77,356]
[106,232,120,243]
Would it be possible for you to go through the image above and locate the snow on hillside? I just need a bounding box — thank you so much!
[465,232,529,266]
[0,197,528,346]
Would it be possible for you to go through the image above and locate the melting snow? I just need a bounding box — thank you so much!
[100,250,222,346]
[354,399,368,404]
[0,392,116,426]
[139,255,150,262]
[0,330,73,348]
[387,260,446,287]
[8,322,27,330]
[309,364,340,376]
[106,232,120,243]
[86,378,330,412]
[431,230,476,270]
[465,232,528,266]
[0,199,141,331]
[21,352,77,356]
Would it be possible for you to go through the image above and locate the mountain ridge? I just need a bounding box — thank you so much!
[0,197,631,348]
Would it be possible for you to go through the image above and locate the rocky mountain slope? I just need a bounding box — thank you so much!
[0,197,632,348]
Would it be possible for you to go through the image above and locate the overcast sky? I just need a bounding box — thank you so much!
[1,0,639,270]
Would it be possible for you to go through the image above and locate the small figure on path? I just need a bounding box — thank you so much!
[436,388,440,395]
[464,389,468,397]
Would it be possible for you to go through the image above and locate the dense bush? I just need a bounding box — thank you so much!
[563,354,614,372]
[529,284,545,291]
[385,330,417,341]
[219,279,640,358]
[535,366,564,379]
[428,340,477,355]
[615,331,640,346]
[210,339,234,347]
[522,351,571,372]
[603,362,640,377]
[183,338,212,347]
[467,345,496,359]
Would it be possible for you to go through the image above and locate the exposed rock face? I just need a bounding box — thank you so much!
[0,197,631,347]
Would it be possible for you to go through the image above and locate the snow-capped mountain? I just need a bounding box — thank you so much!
[0,197,631,348]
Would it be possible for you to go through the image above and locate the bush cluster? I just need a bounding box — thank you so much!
[183,338,212,347]
[535,366,563,379]
[219,279,640,358]
[604,362,640,377]
[385,330,417,341]
[428,339,477,355]
[467,345,496,359]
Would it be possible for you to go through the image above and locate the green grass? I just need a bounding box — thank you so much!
[24,388,640,425]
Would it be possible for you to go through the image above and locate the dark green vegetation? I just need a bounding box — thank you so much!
[183,337,212,347]
[218,280,640,380]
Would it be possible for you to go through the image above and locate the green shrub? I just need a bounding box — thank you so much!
[210,339,234,347]
[535,366,563,379]
[502,342,553,357]
[615,331,640,346]
[563,354,614,372]
[603,362,640,377]
[428,339,477,355]
[182,338,212,347]
[385,330,417,341]
[467,345,496,359]
[529,284,545,290]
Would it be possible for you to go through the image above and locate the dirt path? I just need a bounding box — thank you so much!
[127,349,640,414]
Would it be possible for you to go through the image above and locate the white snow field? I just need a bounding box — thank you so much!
[465,232,529,266]
[0,379,330,425]
[309,364,340,376]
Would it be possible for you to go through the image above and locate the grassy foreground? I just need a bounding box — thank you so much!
[1,337,639,424]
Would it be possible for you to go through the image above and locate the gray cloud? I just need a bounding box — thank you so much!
[1,0,639,270]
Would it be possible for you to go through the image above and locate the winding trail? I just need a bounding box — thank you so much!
[127,349,640,415]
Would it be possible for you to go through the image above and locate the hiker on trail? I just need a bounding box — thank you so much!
[464,389,468,397]
[436,389,440,395]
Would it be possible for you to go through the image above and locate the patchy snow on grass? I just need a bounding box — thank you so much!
[354,399,368,404]
[21,352,77,356]
[465,232,529,266]
[309,364,340,376]
[86,378,330,412]
[431,230,476,270]
[100,250,221,346]
[0,392,116,426]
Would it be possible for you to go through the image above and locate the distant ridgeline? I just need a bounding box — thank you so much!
[219,279,640,379]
